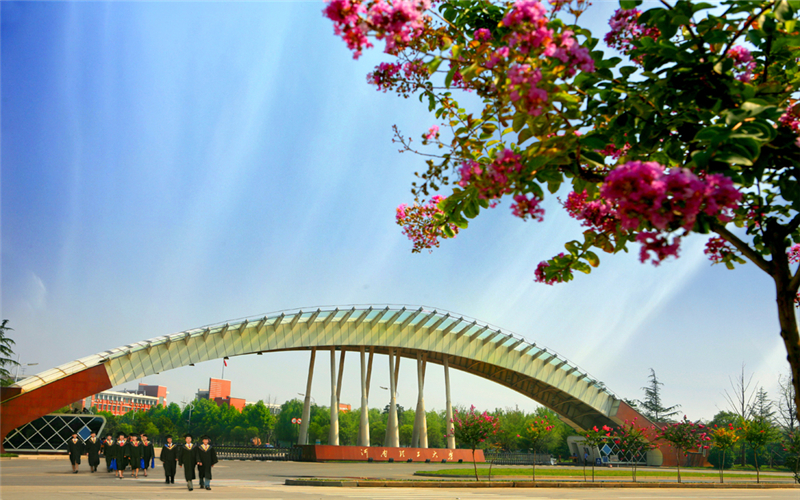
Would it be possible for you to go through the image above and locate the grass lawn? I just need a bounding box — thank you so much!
[415,467,793,480]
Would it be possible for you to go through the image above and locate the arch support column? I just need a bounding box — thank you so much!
[329,348,340,446]
[412,353,428,448]
[358,347,373,446]
[298,348,316,445]
[444,356,455,449]
[385,349,400,448]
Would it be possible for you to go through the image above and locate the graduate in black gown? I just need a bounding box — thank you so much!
[66,433,84,474]
[101,435,115,472]
[84,431,102,472]
[177,433,197,491]
[159,435,178,484]
[194,435,219,490]
[113,434,128,479]
[140,434,155,477]
[126,434,143,478]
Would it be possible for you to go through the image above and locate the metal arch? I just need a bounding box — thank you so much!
[6,305,631,433]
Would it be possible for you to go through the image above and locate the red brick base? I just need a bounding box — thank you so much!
[298,444,485,462]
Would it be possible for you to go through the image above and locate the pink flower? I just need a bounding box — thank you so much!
[727,46,756,82]
[788,244,800,264]
[323,0,372,59]
[604,8,659,62]
[704,237,738,264]
[474,28,492,41]
[511,194,545,221]
[424,125,440,141]
[534,253,566,285]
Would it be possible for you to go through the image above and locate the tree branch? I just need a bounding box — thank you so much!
[712,222,773,275]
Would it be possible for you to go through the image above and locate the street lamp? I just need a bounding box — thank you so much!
[13,358,38,382]
[297,393,316,405]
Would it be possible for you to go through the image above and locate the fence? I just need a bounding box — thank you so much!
[484,451,553,465]
[215,445,300,461]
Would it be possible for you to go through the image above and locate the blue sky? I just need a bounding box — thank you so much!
[1,1,789,422]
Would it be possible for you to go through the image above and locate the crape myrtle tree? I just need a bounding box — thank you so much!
[323,0,800,410]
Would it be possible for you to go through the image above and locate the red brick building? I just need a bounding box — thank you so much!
[80,384,168,416]
[196,378,246,411]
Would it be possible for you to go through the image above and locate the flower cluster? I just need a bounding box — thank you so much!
[636,231,681,265]
[563,190,618,233]
[508,64,548,116]
[323,0,372,59]
[395,195,457,252]
[323,0,431,59]
[458,149,525,199]
[511,193,545,221]
[423,125,439,141]
[779,102,800,133]
[704,236,739,264]
[367,62,401,91]
[601,161,742,232]
[598,142,630,160]
[450,404,500,448]
[657,416,711,455]
[727,46,756,83]
[604,8,659,58]
[366,0,431,53]
[789,243,800,264]
[534,253,566,285]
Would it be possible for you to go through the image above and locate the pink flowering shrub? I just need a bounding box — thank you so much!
[323,0,431,59]
[395,195,458,253]
[604,8,660,59]
[599,161,741,263]
[563,190,619,234]
[450,405,500,481]
[534,253,567,285]
[727,46,756,83]
[458,149,524,198]
[423,125,439,142]
[657,416,711,483]
[511,193,545,221]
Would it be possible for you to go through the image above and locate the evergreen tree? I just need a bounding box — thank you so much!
[638,369,680,423]
[750,387,775,422]
[0,320,19,385]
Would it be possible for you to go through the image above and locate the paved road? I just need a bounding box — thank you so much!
[1,458,797,499]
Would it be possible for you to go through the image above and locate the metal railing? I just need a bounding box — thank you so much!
[215,446,300,461]
[484,451,553,465]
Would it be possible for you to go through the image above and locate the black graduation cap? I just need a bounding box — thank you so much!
[184,433,193,439]
[200,435,210,441]
[165,434,173,439]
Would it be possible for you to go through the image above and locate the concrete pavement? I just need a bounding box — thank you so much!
[1,458,798,499]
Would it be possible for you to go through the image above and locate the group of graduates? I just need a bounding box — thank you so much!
[65,431,218,491]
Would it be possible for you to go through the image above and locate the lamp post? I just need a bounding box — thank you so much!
[13,358,38,382]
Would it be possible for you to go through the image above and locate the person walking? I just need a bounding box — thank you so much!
[126,434,143,478]
[85,431,102,472]
[112,434,128,479]
[159,435,178,484]
[194,435,219,490]
[101,435,115,472]
[177,433,198,491]
[140,434,155,477]
[66,433,84,474]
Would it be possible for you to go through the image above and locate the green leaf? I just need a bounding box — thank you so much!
[512,113,527,133]
[580,135,609,151]
[585,251,600,267]
[572,261,592,274]
[619,0,642,9]
[518,127,534,145]
[463,198,479,219]
[427,56,443,74]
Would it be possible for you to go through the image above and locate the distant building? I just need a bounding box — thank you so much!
[196,378,245,411]
[339,403,351,412]
[80,384,168,416]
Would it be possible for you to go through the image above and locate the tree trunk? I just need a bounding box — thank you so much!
[532,457,536,483]
[754,449,760,484]
[775,278,800,419]
[472,448,479,481]
[720,449,725,484]
[676,451,682,484]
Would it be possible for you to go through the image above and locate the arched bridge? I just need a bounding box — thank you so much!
[1,305,642,450]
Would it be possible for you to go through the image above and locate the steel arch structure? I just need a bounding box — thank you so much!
[1,305,642,449]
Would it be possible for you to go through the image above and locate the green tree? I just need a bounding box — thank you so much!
[639,369,680,423]
[741,417,777,483]
[581,425,610,482]
[613,419,656,482]
[0,320,19,385]
[275,399,304,445]
[325,0,800,413]
[525,416,554,482]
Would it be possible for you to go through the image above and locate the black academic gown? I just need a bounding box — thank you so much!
[159,442,178,479]
[127,441,144,470]
[66,438,84,465]
[85,437,102,467]
[141,441,155,470]
[112,440,128,471]
[177,443,197,481]
[194,444,219,481]
[101,439,115,471]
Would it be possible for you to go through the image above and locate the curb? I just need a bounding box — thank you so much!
[284,479,800,488]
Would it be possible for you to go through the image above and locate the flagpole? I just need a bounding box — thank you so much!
[221,359,225,380]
